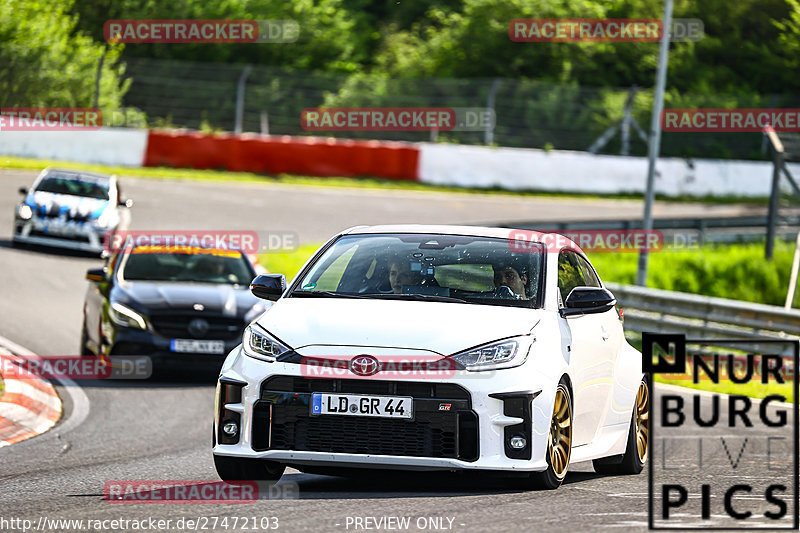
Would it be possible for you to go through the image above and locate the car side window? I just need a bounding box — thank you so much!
[575,255,601,287]
[557,251,587,303]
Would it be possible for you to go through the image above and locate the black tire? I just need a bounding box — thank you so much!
[529,380,573,490]
[593,377,649,475]
[213,455,285,482]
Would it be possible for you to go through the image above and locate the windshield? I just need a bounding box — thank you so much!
[35,175,109,200]
[120,248,254,285]
[293,233,544,307]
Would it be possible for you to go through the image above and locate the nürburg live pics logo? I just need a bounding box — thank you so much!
[643,332,799,530]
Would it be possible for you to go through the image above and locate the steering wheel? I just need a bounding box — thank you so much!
[493,285,521,300]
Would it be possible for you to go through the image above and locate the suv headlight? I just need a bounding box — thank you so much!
[242,324,290,362]
[109,302,147,330]
[449,336,533,371]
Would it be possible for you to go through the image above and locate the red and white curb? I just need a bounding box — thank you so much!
[0,345,62,447]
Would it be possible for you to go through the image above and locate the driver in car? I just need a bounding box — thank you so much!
[388,259,423,294]
[492,261,528,299]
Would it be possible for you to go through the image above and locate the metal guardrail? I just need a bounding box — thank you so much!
[606,282,800,357]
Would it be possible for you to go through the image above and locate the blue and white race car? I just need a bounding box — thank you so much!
[13,168,133,254]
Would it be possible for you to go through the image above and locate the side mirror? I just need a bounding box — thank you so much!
[250,274,285,301]
[560,287,616,317]
[86,267,108,282]
[18,186,28,195]
[119,198,134,208]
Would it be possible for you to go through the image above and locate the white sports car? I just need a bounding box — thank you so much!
[213,225,649,489]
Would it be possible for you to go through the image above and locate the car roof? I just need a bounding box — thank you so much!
[341,224,573,246]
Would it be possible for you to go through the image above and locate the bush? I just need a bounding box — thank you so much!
[588,241,796,306]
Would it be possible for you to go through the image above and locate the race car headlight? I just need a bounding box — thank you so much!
[109,302,147,330]
[449,336,533,371]
[242,324,290,362]
[17,204,33,220]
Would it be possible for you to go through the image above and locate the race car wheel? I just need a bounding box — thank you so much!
[530,380,572,490]
[214,455,285,482]
[594,377,649,475]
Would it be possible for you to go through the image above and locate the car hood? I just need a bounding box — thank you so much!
[256,298,542,355]
[115,281,262,316]
[27,191,108,219]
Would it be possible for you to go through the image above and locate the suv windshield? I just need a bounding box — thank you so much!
[35,174,109,200]
[120,247,254,285]
[293,233,544,307]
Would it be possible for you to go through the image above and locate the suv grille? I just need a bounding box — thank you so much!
[252,376,479,461]
[149,313,244,340]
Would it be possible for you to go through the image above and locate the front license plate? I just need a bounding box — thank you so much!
[311,393,413,419]
[170,339,226,354]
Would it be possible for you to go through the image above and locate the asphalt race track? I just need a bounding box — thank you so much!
[0,169,790,532]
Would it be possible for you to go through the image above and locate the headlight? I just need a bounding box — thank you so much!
[449,336,533,371]
[242,324,290,362]
[17,204,33,220]
[109,302,147,330]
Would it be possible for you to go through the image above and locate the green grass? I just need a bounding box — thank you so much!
[0,155,768,203]
[588,240,798,306]
[0,377,4,398]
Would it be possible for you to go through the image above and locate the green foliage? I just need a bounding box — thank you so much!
[588,241,797,306]
[0,0,127,108]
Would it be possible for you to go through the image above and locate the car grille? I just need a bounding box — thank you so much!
[35,206,92,222]
[252,376,479,462]
[149,313,244,340]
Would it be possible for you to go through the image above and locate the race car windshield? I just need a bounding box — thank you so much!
[120,248,253,285]
[293,233,545,308]
[35,175,109,200]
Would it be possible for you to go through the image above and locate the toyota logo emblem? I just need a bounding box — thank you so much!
[349,355,380,376]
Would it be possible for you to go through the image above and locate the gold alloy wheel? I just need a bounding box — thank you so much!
[548,387,572,479]
[634,380,650,463]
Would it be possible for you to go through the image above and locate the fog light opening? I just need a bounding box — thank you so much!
[222,421,239,437]
[509,435,527,449]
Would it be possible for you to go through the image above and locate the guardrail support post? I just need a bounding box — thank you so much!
[766,145,783,260]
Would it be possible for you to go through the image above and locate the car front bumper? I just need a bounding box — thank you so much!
[213,347,557,472]
[13,217,107,253]
[108,327,242,373]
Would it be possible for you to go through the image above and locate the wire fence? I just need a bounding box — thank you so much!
[111,57,800,160]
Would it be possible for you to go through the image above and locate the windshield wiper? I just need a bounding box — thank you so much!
[369,293,469,304]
